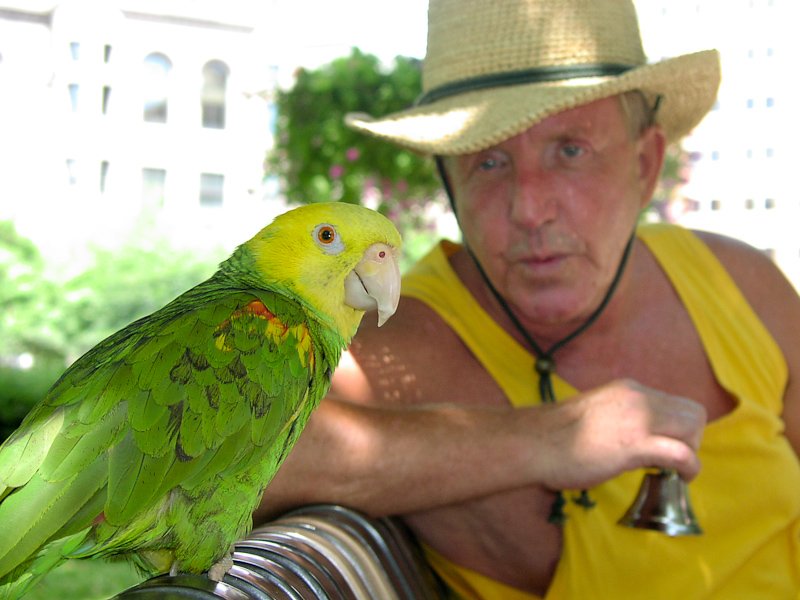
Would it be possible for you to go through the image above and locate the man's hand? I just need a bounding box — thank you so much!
[533,379,707,491]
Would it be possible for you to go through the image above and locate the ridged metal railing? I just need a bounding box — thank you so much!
[112,505,445,600]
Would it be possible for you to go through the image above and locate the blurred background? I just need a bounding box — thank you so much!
[0,0,797,596]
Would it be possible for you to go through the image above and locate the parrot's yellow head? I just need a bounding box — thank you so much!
[244,202,402,341]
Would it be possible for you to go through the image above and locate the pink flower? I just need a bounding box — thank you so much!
[345,147,360,162]
[329,164,344,179]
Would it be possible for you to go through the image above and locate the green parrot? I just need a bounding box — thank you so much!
[0,202,401,598]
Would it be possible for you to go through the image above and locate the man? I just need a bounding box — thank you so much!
[257,0,800,597]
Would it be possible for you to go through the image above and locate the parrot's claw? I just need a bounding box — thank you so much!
[169,561,181,577]
[207,554,234,581]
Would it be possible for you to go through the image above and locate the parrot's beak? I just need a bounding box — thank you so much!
[344,242,401,326]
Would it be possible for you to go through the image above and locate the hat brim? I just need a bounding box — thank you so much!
[345,49,720,155]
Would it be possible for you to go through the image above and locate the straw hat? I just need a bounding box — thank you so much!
[345,0,721,155]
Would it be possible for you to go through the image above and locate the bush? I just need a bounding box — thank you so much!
[0,362,63,440]
[267,48,453,268]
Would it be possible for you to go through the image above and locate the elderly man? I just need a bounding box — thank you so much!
[257,0,800,597]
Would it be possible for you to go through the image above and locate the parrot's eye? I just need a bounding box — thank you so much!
[313,223,345,255]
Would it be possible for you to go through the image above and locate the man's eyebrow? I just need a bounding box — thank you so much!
[453,149,500,171]
[548,121,596,138]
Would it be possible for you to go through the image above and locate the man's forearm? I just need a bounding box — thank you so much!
[254,379,705,524]
[254,397,544,523]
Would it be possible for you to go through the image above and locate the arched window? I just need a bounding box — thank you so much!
[201,60,229,129]
[143,52,172,123]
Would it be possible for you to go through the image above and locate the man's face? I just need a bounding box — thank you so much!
[447,96,663,332]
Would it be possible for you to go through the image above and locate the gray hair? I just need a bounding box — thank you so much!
[619,90,660,139]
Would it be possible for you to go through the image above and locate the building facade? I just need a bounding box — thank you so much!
[2,0,798,289]
[635,0,800,288]
[0,0,281,257]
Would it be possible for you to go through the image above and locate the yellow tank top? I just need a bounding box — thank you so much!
[401,223,800,600]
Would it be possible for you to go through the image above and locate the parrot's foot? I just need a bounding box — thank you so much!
[169,561,181,577]
[207,554,233,581]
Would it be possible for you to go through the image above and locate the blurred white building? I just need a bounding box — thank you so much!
[636,0,800,289]
[1,0,798,289]
[0,0,284,258]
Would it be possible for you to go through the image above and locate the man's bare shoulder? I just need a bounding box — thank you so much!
[691,229,798,321]
[693,229,800,442]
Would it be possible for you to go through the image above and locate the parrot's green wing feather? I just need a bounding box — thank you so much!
[0,454,107,577]
[104,291,322,525]
[0,284,333,583]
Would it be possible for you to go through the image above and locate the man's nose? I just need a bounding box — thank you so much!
[510,167,558,228]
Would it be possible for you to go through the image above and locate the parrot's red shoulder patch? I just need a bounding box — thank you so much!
[216,300,274,331]
[214,299,314,368]
[239,300,273,319]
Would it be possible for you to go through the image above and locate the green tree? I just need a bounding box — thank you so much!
[0,222,65,438]
[269,48,439,206]
[267,48,450,266]
[58,239,215,363]
[0,222,61,360]
[644,143,701,222]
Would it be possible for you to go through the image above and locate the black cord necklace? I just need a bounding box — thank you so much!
[435,155,637,523]
[467,232,636,524]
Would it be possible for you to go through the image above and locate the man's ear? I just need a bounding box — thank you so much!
[636,125,667,210]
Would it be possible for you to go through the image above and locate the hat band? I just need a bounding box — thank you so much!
[415,63,634,106]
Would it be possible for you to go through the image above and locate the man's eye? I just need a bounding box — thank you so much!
[561,145,584,158]
[478,158,500,171]
[477,153,510,171]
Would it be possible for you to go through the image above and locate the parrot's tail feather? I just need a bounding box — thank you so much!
[0,457,107,577]
[0,575,32,600]
[0,531,89,600]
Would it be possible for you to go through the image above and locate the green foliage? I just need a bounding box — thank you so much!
[267,49,450,268]
[269,48,440,207]
[59,239,215,362]
[0,222,60,359]
[22,558,141,600]
[643,142,700,222]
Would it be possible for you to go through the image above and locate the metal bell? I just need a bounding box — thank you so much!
[618,468,703,536]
